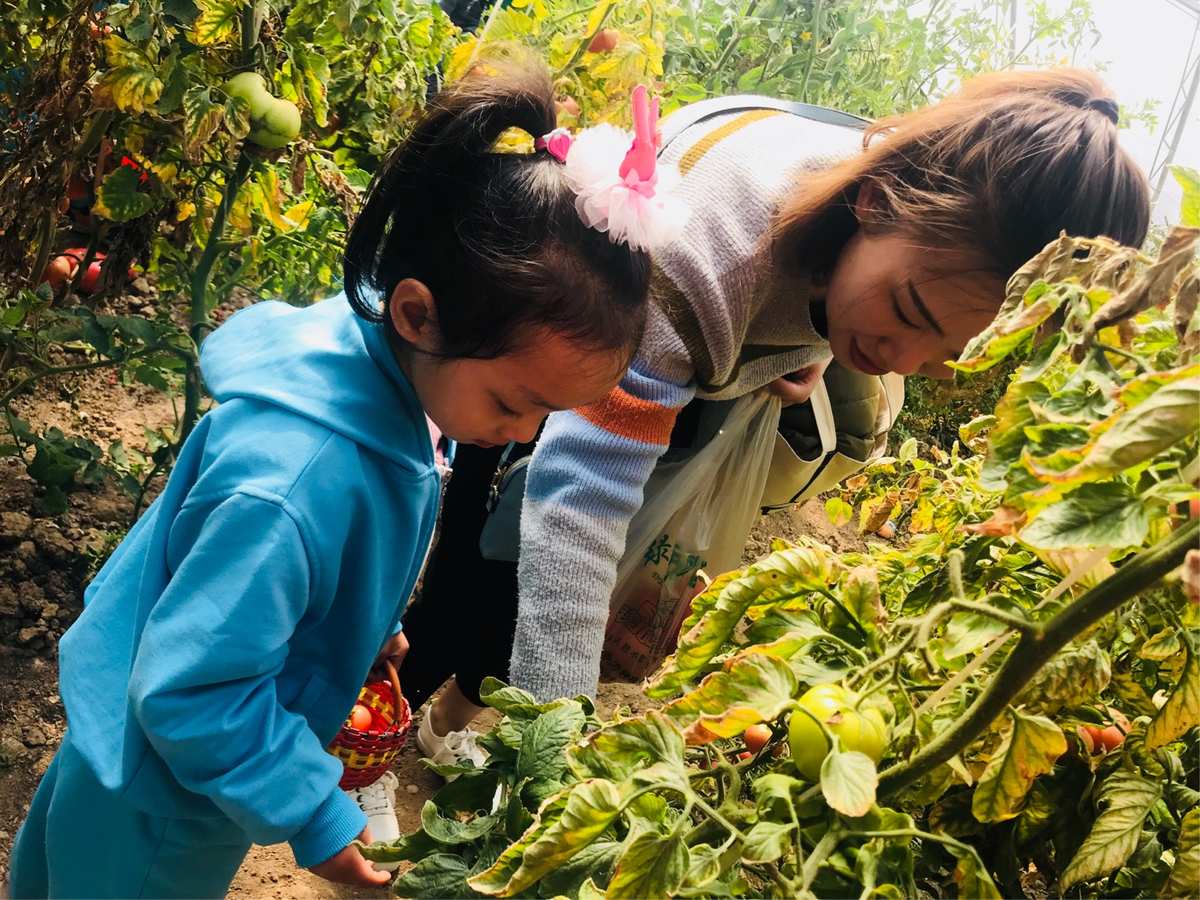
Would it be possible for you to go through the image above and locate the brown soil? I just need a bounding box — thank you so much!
[0,301,863,896]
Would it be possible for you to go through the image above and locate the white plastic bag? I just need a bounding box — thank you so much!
[600,391,783,681]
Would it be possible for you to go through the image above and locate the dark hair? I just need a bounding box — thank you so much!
[774,68,1150,282]
[344,50,650,360]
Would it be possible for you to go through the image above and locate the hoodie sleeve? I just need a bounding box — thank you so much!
[510,365,696,699]
[128,491,365,868]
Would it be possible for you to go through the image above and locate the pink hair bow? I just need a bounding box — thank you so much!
[561,85,688,251]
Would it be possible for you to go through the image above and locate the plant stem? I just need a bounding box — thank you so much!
[29,209,54,292]
[879,519,1199,796]
[797,0,824,103]
[557,2,616,77]
[1,350,158,406]
[707,0,760,90]
[948,598,1041,636]
[189,151,253,347]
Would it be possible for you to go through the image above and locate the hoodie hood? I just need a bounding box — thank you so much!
[200,293,433,470]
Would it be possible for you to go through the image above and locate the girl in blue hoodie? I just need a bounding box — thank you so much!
[9,54,654,898]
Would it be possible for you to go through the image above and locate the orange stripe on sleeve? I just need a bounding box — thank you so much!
[576,386,678,445]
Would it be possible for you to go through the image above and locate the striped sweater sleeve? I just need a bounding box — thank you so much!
[509,363,696,700]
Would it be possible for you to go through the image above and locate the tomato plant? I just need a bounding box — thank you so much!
[366,227,1199,898]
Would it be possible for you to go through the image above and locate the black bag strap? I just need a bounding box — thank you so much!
[659,94,869,151]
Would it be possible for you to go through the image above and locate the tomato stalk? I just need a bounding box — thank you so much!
[878,518,1200,797]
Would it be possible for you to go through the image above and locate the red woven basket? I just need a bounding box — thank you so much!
[328,660,412,789]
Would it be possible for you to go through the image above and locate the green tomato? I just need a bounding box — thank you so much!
[224,73,301,149]
[248,99,301,148]
[787,684,888,781]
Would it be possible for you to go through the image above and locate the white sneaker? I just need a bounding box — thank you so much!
[345,771,401,870]
[415,714,487,772]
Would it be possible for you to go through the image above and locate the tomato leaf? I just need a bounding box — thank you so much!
[821,745,878,818]
[1019,481,1150,549]
[1145,640,1200,750]
[468,779,626,896]
[418,800,498,846]
[946,841,1003,899]
[392,852,472,898]
[663,653,798,744]
[567,710,685,781]
[191,0,246,45]
[741,820,795,864]
[95,35,163,113]
[607,830,689,898]
[516,701,585,783]
[96,167,156,223]
[1016,640,1111,716]
[1059,772,1162,890]
[1164,807,1200,899]
[971,709,1066,823]
[538,839,621,897]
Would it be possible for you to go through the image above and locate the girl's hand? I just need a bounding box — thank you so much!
[767,361,830,406]
[370,630,409,679]
[307,827,392,887]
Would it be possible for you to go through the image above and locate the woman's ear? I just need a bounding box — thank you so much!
[388,279,439,351]
[853,180,883,230]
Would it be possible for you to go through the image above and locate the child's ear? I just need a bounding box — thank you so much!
[388,279,439,351]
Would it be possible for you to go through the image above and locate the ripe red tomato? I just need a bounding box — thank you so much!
[743,724,771,755]
[556,96,581,118]
[736,751,752,762]
[588,29,620,53]
[348,704,372,730]
[1080,723,1125,753]
[41,255,75,290]
[79,260,104,294]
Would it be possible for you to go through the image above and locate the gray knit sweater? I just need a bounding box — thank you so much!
[510,110,863,699]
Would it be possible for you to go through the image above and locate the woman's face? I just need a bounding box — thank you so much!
[824,230,1004,380]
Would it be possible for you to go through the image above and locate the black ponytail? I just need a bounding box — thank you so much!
[344,48,650,360]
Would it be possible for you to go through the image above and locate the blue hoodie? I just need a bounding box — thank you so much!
[57,294,443,868]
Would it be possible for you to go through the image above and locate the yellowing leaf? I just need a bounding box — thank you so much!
[192,0,246,46]
[567,711,684,782]
[96,167,156,222]
[1144,641,1199,750]
[468,779,626,897]
[283,200,313,229]
[663,653,797,744]
[95,35,162,113]
[1059,772,1161,890]
[971,708,1066,823]
[821,746,878,817]
[607,831,688,899]
[1164,807,1200,898]
[175,201,197,222]
[183,86,224,160]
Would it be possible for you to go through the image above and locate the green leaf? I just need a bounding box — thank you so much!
[1145,641,1200,750]
[468,779,626,897]
[663,653,798,743]
[820,745,878,817]
[1059,772,1162,890]
[607,831,689,898]
[419,800,498,845]
[842,566,882,628]
[192,0,246,45]
[431,767,503,815]
[183,86,224,159]
[479,677,550,719]
[516,701,584,782]
[741,820,795,864]
[971,709,1067,823]
[1140,628,1183,661]
[1019,481,1150,549]
[392,852,473,898]
[96,167,156,223]
[1172,165,1200,228]
[1164,807,1200,899]
[538,840,621,897]
[942,610,1008,660]
[567,710,685,782]
[681,842,724,890]
[825,495,853,527]
[358,827,440,864]
[96,35,162,113]
[648,544,833,695]
[946,841,1003,900]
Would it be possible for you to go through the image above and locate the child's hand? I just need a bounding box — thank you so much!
[767,361,830,406]
[308,827,393,888]
[371,631,409,678]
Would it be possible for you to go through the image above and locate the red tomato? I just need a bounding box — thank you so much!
[588,29,619,53]
[736,751,752,762]
[1080,723,1125,753]
[41,255,75,290]
[556,96,581,118]
[743,724,771,755]
[349,704,372,730]
[79,260,104,294]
